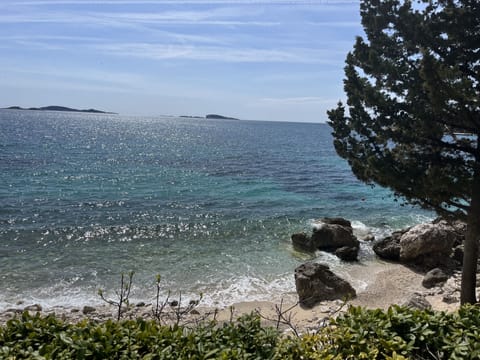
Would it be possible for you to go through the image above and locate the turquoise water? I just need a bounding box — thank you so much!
[0,110,432,309]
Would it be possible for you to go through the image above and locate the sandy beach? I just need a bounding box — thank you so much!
[0,260,464,333]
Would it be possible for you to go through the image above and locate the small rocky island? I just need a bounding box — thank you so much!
[180,114,239,120]
[206,114,239,120]
[4,105,116,114]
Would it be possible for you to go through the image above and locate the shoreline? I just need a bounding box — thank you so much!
[0,261,462,331]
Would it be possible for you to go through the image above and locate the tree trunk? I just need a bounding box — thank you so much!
[461,168,480,304]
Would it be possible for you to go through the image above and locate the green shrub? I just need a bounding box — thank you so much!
[0,312,278,359]
[1,305,480,359]
[276,304,480,360]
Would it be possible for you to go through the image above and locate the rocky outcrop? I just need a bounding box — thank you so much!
[294,262,356,308]
[292,217,360,261]
[372,230,404,261]
[399,221,458,262]
[373,220,464,269]
[311,223,359,250]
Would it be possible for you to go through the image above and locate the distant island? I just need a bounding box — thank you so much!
[205,114,239,120]
[3,105,116,114]
[179,115,204,119]
[179,114,239,120]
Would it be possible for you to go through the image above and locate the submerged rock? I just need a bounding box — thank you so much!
[291,232,315,252]
[294,262,356,308]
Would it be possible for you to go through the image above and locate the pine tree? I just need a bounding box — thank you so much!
[328,0,480,304]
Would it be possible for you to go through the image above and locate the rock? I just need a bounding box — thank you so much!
[292,218,359,254]
[335,246,359,261]
[373,232,402,261]
[136,302,146,307]
[311,224,359,250]
[82,306,96,315]
[442,294,458,304]
[291,232,315,252]
[169,300,179,307]
[294,262,356,308]
[190,309,200,315]
[24,304,42,312]
[422,268,449,289]
[399,221,459,262]
[318,217,352,228]
[6,308,22,314]
[403,293,431,310]
[362,234,375,242]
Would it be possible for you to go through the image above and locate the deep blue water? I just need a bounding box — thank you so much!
[0,110,432,309]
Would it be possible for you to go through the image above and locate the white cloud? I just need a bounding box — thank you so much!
[258,96,336,104]
[93,42,342,63]
[0,7,278,27]
[2,65,146,89]
[9,0,359,4]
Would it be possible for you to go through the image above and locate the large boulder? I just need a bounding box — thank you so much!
[294,262,356,308]
[311,223,359,250]
[374,220,463,269]
[372,230,404,261]
[292,217,360,261]
[399,221,459,262]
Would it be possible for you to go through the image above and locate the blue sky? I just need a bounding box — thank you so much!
[1,0,362,122]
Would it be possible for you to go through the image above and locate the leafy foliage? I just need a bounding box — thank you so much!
[2,306,480,359]
[0,312,278,359]
[276,305,480,360]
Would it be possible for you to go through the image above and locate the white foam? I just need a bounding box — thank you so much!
[191,274,296,308]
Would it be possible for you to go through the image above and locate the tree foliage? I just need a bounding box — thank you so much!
[328,0,480,303]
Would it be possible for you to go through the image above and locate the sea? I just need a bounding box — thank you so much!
[0,110,433,310]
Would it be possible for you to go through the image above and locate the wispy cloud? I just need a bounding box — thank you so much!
[307,21,359,27]
[259,96,335,104]
[9,0,360,4]
[2,65,146,89]
[92,42,343,63]
[1,0,360,121]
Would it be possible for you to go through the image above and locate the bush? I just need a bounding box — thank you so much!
[0,312,278,359]
[276,304,480,360]
[1,305,480,359]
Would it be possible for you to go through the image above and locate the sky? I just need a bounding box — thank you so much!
[1,0,363,123]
